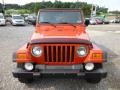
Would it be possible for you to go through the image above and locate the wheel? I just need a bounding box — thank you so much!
[85,78,101,84]
[18,78,34,83]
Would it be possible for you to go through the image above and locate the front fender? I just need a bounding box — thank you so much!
[13,44,32,63]
[84,44,107,63]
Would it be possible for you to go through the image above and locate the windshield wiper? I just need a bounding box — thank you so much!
[40,22,56,27]
[58,22,77,28]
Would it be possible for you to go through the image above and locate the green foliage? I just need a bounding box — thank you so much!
[96,7,108,15]
[3,1,108,17]
[5,4,21,10]
[22,1,93,16]
[109,10,120,14]
[5,9,30,15]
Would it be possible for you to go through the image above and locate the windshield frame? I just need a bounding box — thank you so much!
[37,9,84,25]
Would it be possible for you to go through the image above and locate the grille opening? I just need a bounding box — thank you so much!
[58,46,61,62]
[44,45,75,63]
[67,46,70,62]
[71,46,75,62]
[44,46,47,62]
[53,46,56,62]
[48,46,52,62]
[62,46,65,62]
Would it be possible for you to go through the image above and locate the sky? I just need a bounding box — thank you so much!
[0,0,120,11]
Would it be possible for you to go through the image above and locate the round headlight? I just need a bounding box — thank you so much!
[77,46,88,57]
[32,46,42,57]
[85,63,94,71]
[24,63,34,71]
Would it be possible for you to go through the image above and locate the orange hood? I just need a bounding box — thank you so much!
[30,25,91,44]
[36,25,86,36]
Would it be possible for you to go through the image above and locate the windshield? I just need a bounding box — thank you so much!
[0,15,4,19]
[13,16,23,19]
[39,11,82,24]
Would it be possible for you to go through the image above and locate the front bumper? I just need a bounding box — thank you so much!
[13,22,25,25]
[12,67,107,79]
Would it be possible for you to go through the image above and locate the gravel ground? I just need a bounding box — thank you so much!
[0,24,120,90]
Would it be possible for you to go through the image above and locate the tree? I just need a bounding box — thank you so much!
[3,1,108,17]
[0,3,4,13]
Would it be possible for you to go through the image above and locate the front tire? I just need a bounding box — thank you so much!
[85,78,101,84]
[18,78,34,83]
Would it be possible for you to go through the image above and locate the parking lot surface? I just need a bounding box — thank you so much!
[0,24,120,90]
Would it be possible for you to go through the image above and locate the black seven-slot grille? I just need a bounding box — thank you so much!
[44,45,75,63]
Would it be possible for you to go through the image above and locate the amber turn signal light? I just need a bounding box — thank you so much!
[17,54,27,59]
[92,53,102,59]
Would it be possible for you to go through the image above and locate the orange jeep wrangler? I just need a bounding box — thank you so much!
[12,9,107,84]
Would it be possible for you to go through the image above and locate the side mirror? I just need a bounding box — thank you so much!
[85,19,90,26]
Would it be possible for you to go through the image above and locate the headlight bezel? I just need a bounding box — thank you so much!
[77,45,88,57]
[31,46,43,57]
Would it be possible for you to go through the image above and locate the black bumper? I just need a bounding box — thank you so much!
[12,68,107,79]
